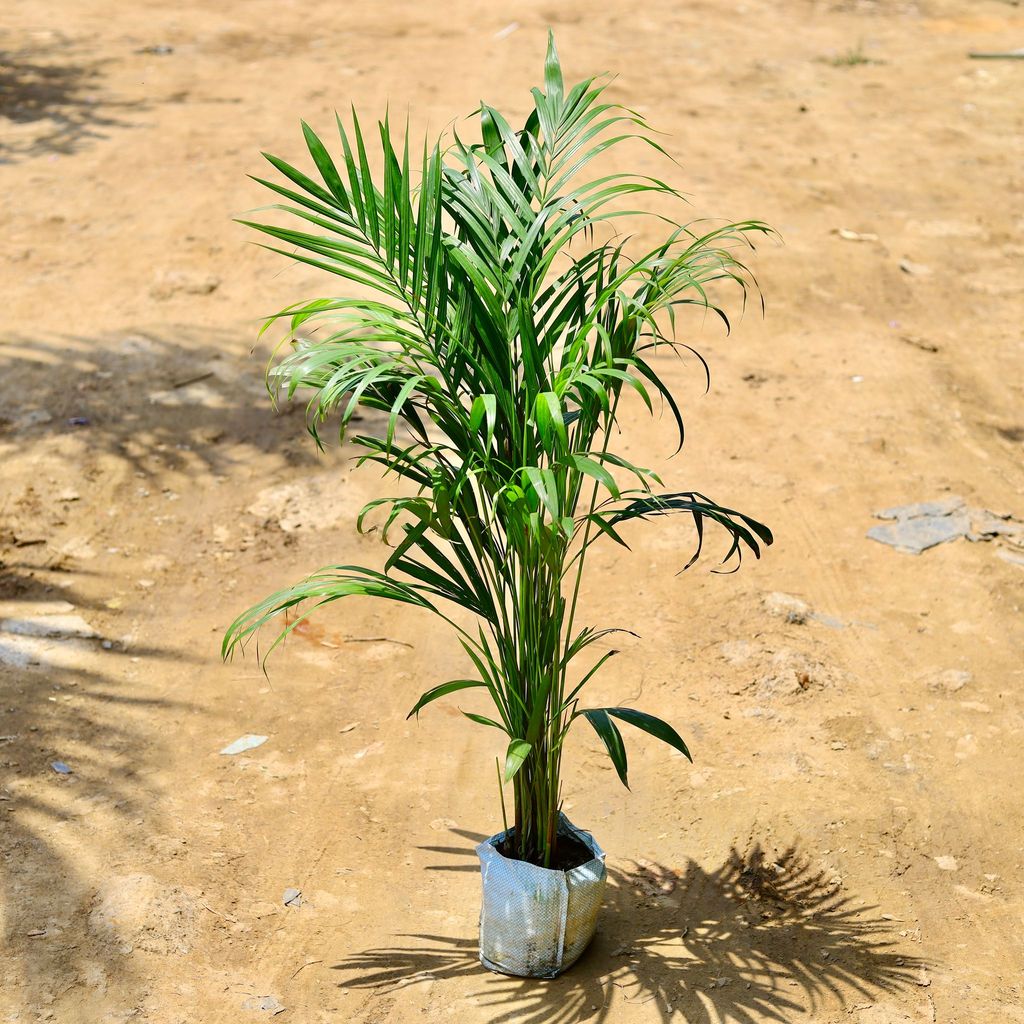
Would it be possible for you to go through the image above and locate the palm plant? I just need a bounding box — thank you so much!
[223,35,773,870]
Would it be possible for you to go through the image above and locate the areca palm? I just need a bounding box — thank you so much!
[223,35,773,868]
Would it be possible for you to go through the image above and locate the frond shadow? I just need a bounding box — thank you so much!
[334,840,929,1023]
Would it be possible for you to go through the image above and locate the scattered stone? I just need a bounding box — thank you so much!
[761,593,845,629]
[834,228,879,242]
[755,649,833,697]
[15,409,53,428]
[968,510,1024,546]
[868,497,970,554]
[242,995,286,1015]
[898,258,932,276]
[763,592,810,624]
[870,499,1023,555]
[220,735,268,756]
[150,270,220,300]
[925,669,972,694]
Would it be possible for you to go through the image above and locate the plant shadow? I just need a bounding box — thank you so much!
[0,566,195,1014]
[0,35,146,163]
[334,837,929,1023]
[0,326,322,482]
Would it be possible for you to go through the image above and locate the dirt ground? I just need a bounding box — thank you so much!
[2,0,1023,1021]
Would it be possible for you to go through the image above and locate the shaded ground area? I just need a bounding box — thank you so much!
[0,33,144,163]
[1,1,1023,1021]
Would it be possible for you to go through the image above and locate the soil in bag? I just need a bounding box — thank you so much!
[494,830,595,871]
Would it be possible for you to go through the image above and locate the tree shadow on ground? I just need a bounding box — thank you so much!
[334,835,929,1023]
[0,36,146,163]
[0,570,195,1015]
[0,326,323,481]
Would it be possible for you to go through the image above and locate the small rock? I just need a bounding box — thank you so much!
[150,270,220,300]
[220,735,268,756]
[899,259,932,276]
[933,855,958,871]
[763,592,810,624]
[51,761,72,775]
[15,409,53,428]
[283,888,302,908]
[242,995,286,1015]
[755,649,832,697]
[925,669,972,694]
[834,228,879,242]
[868,497,970,554]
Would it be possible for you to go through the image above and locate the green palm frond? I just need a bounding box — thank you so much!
[225,33,775,867]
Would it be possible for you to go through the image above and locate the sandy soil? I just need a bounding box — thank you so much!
[2,1,1023,1021]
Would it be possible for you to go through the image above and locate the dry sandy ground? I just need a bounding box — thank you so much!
[2,1,1023,1021]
